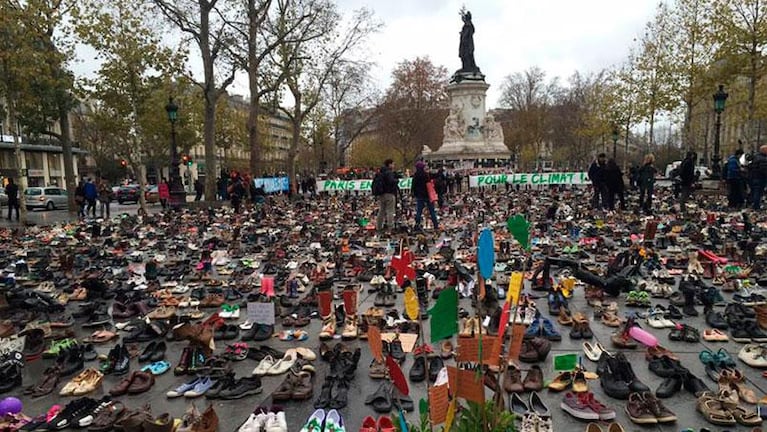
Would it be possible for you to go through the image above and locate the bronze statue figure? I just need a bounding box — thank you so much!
[459,11,478,73]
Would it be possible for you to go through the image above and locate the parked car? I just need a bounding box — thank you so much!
[145,185,159,204]
[116,185,140,204]
[0,192,7,207]
[24,187,68,210]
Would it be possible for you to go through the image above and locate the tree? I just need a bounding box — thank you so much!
[215,95,249,170]
[634,3,679,152]
[713,0,767,152]
[377,57,449,167]
[669,0,716,150]
[76,0,187,213]
[324,61,380,167]
[153,0,238,200]
[498,66,561,168]
[274,1,379,191]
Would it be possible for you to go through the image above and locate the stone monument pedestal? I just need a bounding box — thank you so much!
[424,77,511,166]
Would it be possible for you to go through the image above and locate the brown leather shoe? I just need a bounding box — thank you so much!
[272,374,296,401]
[519,340,539,363]
[502,365,524,393]
[290,371,313,400]
[127,371,155,394]
[109,372,136,396]
[143,413,173,432]
[88,401,126,432]
[0,320,15,338]
[191,405,218,432]
[200,294,224,308]
[115,404,151,432]
[523,365,544,391]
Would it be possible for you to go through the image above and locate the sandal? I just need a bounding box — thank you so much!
[696,396,736,426]
[84,330,117,344]
[364,380,393,413]
[729,405,762,426]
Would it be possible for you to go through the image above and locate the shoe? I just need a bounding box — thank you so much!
[299,409,326,432]
[529,391,550,417]
[582,392,616,420]
[739,344,767,367]
[503,365,525,393]
[655,375,682,398]
[523,365,544,391]
[625,393,657,424]
[409,357,426,382]
[541,318,561,341]
[219,376,263,400]
[324,409,345,432]
[641,391,677,422]
[183,376,215,398]
[167,377,204,398]
[509,393,529,416]
[561,392,599,420]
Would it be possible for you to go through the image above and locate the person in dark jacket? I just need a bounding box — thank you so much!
[588,153,607,209]
[75,180,86,218]
[84,178,98,217]
[603,159,625,211]
[4,178,19,221]
[433,167,448,208]
[725,148,745,208]
[636,153,657,215]
[375,159,399,232]
[678,151,696,213]
[194,178,204,201]
[412,160,438,231]
[750,145,767,210]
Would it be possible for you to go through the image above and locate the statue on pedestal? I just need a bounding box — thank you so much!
[443,105,466,142]
[483,114,503,141]
[452,9,484,83]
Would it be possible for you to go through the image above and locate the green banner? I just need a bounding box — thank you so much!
[316,177,412,192]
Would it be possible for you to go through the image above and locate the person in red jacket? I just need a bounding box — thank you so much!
[158,179,170,209]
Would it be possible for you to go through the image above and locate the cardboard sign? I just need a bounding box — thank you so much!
[246,301,275,325]
[456,335,497,364]
[507,324,527,361]
[429,384,450,425]
[446,366,484,403]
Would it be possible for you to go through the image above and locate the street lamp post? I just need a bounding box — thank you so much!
[165,97,185,208]
[611,123,619,160]
[711,85,728,180]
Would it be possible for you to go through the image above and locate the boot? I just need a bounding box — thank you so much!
[318,289,335,340]
[687,251,704,275]
[341,287,358,340]
[681,285,698,317]
[416,277,429,320]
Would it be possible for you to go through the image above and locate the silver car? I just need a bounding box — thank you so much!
[24,187,68,210]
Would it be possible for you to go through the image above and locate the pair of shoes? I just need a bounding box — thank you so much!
[626,392,677,424]
[59,368,104,396]
[360,415,395,432]
[272,371,314,401]
[239,410,286,432]
[299,408,344,432]
[519,337,552,363]
[109,370,155,395]
[525,317,561,341]
[560,392,615,420]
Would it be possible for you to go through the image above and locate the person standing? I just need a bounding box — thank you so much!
[98,178,111,218]
[158,179,170,209]
[749,145,767,210]
[434,167,448,208]
[84,178,98,217]
[194,178,203,201]
[412,160,439,231]
[588,153,607,209]
[678,151,696,213]
[604,159,625,211]
[228,171,245,213]
[725,149,745,209]
[637,154,657,215]
[373,159,398,232]
[75,180,85,218]
[4,178,19,221]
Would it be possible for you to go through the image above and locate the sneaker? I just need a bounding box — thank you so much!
[324,409,345,432]
[219,376,263,400]
[625,393,657,424]
[299,409,325,432]
[640,392,677,423]
[540,318,562,341]
[560,392,600,420]
[73,396,112,428]
[183,376,216,397]
[524,319,541,339]
[166,377,203,398]
[47,397,99,430]
[264,411,287,432]
[581,392,616,420]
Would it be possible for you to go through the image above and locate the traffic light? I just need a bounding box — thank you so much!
[185,155,193,167]
[120,159,127,168]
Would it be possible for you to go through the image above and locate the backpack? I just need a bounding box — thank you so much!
[371,172,385,196]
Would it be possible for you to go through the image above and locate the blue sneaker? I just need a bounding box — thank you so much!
[183,376,216,398]
[525,318,541,339]
[541,318,562,341]
[547,292,561,315]
[166,377,202,398]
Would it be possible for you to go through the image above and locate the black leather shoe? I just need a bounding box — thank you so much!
[682,371,709,396]
[705,309,728,329]
[600,371,630,399]
[655,375,682,398]
[428,357,444,382]
[409,357,426,382]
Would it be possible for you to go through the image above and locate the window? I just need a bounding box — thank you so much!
[45,188,60,196]
[25,188,42,196]
[47,154,61,171]
[25,152,43,169]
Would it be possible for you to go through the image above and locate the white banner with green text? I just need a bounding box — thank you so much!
[469,172,588,187]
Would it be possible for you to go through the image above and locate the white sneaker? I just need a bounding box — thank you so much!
[264,412,287,432]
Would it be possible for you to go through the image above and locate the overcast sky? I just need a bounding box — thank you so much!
[254,0,658,108]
